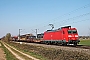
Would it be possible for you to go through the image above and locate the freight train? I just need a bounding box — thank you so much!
[12,26,80,45]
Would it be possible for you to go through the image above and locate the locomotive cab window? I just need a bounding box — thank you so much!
[72,30,77,34]
[68,30,72,34]
[68,30,77,34]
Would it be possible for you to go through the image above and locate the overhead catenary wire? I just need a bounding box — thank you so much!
[66,19,90,25]
[22,3,90,35]
[36,3,90,29]
[55,12,90,26]
[38,12,90,29]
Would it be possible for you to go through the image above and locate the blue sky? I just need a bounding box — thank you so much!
[0,0,90,37]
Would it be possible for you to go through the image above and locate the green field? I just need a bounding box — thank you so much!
[79,39,90,46]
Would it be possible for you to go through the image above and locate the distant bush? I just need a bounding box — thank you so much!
[4,33,11,42]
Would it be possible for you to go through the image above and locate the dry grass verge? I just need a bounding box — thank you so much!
[8,42,90,60]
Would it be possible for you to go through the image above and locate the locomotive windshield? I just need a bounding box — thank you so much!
[68,30,77,34]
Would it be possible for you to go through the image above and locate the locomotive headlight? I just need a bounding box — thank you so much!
[68,35,72,37]
[75,35,78,37]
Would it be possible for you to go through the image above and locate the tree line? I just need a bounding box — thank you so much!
[1,33,11,42]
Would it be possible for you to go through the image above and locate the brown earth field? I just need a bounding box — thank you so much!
[0,43,6,60]
[9,42,90,60]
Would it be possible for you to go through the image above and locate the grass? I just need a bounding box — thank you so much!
[8,42,49,60]
[23,50,47,60]
[6,42,47,60]
[5,43,33,60]
[0,41,18,60]
[79,39,90,46]
[8,42,90,60]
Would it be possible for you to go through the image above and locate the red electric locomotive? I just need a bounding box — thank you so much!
[43,26,80,45]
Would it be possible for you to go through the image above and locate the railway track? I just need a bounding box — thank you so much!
[60,44,90,49]
[33,42,90,49]
[14,41,90,49]
[76,45,90,49]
